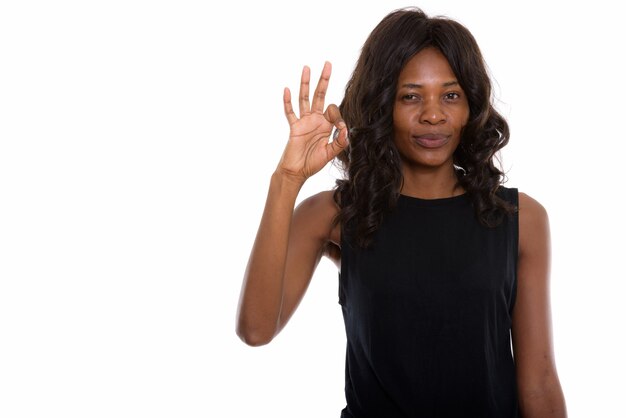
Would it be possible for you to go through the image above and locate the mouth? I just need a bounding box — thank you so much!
[412,134,450,149]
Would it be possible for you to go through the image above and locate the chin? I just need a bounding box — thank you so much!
[403,150,456,169]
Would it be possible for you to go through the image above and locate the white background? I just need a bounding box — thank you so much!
[1,0,624,417]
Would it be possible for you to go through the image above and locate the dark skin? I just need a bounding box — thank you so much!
[236,49,567,417]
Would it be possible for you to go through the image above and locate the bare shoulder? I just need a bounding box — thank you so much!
[518,192,549,227]
[294,190,341,245]
[296,189,339,213]
[517,192,550,256]
[518,192,548,218]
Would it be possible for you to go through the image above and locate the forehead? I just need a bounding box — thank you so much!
[398,47,457,83]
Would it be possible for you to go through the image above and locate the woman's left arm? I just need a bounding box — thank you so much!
[512,193,567,417]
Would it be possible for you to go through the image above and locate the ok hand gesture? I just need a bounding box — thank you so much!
[277,62,349,184]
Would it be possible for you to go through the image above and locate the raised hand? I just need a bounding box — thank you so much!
[277,62,349,183]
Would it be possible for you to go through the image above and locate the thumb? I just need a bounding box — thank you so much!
[327,126,349,159]
[324,104,349,159]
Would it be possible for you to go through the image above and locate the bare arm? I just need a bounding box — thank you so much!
[236,63,347,346]
[512,193,567,417]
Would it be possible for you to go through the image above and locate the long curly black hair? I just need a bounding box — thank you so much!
[333,7,516,248]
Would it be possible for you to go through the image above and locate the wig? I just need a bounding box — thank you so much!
[334,7,516,248]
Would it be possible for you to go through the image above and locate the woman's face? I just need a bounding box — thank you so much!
[392,47,470,170]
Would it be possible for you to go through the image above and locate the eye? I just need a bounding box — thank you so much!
[402,94,420,101]
[444,92,461,101]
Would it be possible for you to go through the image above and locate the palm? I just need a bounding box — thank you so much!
[283,112,334,178]
[278,62,348,182]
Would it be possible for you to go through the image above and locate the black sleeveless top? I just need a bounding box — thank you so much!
[339,187,519,417]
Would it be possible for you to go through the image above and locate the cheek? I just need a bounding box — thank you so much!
[392,108,412,133]
[452,110,470,132]
[460,104,470,127]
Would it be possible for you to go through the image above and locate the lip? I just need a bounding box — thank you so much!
[412,133,450,149]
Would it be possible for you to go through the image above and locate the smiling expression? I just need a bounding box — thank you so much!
[392,47,470,170]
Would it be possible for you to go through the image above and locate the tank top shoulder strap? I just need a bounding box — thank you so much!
[496,185,519,208]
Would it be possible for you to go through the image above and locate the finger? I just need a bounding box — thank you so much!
[311,61,332,114]
[283,87,297,125]
[298,65,311,117]
[323,104,346,130]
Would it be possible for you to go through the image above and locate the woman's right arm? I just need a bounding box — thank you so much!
[235,62,348,346]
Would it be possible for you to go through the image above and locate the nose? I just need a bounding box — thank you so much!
[419,99,446,125]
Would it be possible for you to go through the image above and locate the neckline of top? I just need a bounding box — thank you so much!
[398,192,469,207]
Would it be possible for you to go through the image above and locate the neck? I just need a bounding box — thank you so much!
[399,164,464,199]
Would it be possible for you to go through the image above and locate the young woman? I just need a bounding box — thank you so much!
[236,7,566,417]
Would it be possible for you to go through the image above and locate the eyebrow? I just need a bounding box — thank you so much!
[400,81,460,88]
